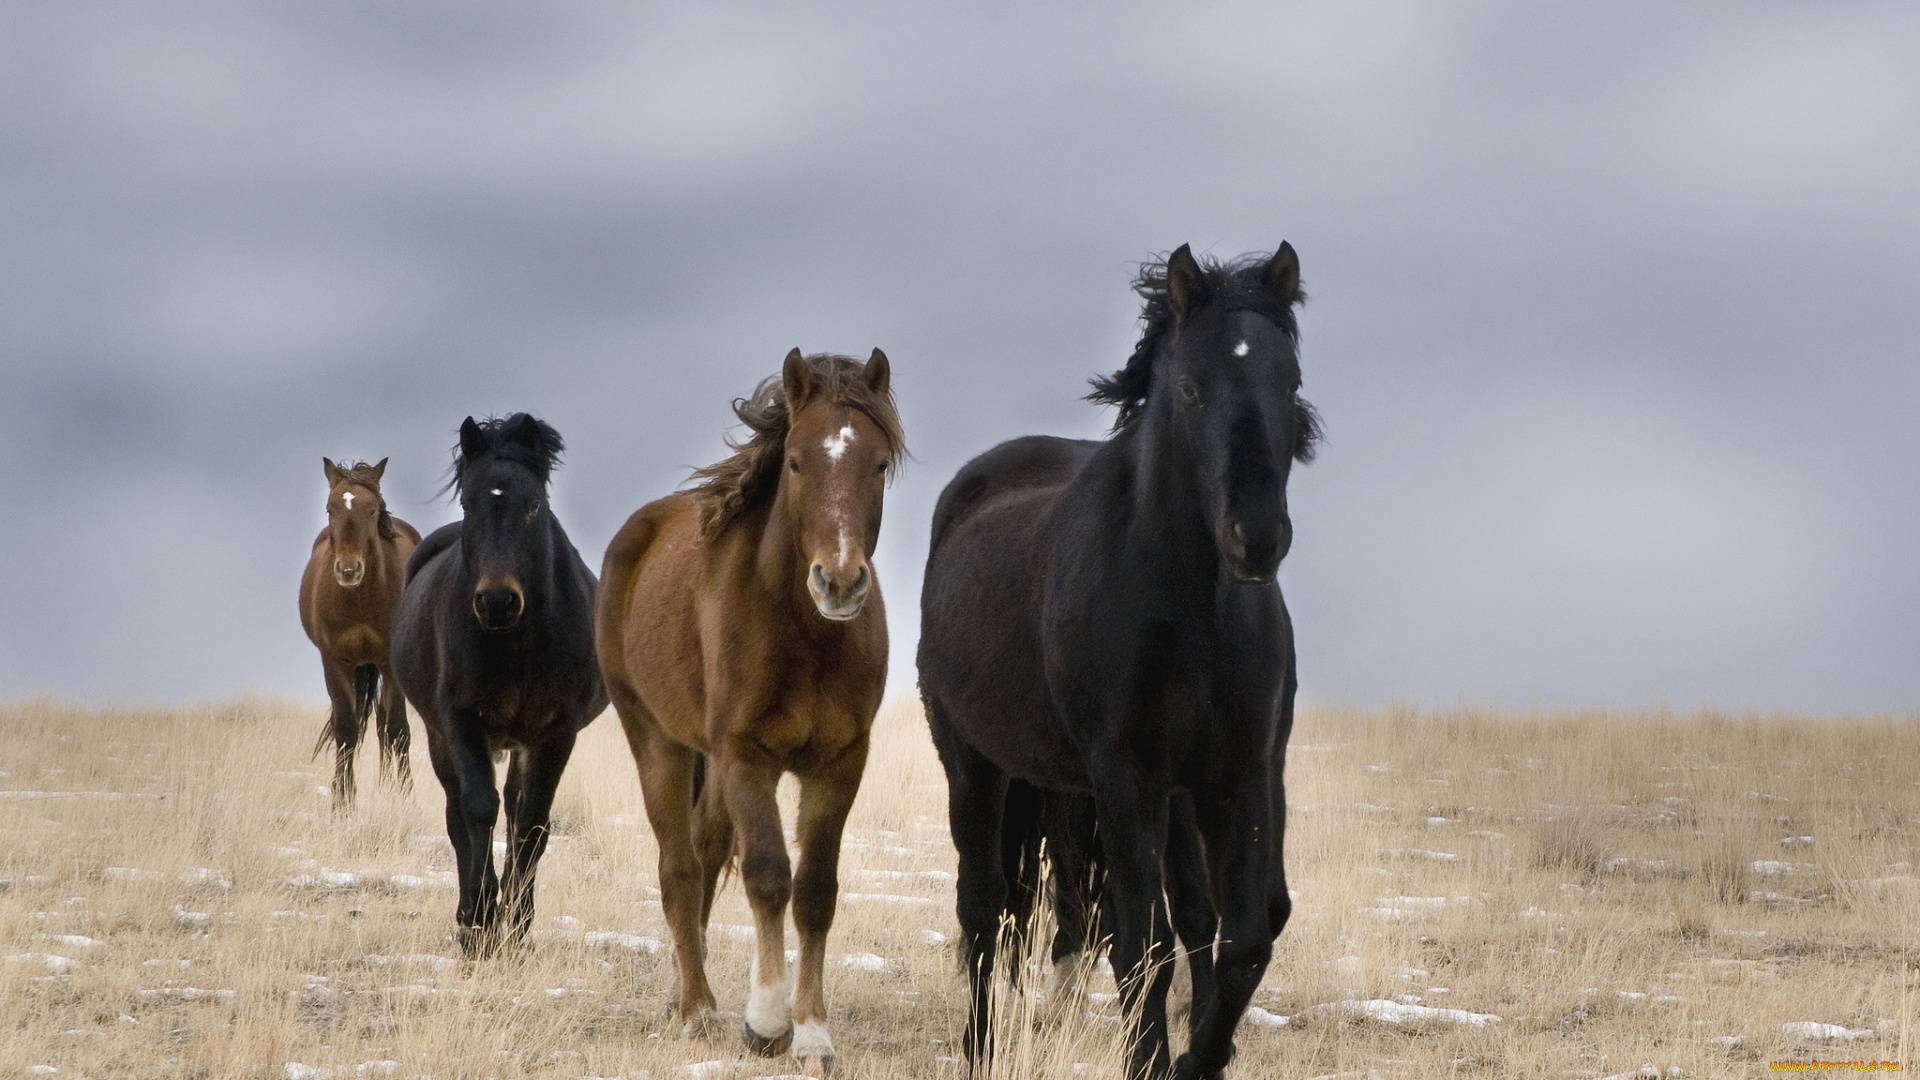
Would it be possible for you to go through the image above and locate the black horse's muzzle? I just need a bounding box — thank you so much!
[473,586,524,631]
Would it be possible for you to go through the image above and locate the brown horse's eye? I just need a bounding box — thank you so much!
[789,458,800,473]
[876,461,888,474]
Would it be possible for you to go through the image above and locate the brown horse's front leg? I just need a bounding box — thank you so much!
[320,657,362,811]
[376,669,413,791]
[789,734,870,1074]
[720,752,795,1057]
[630,729,719,1028]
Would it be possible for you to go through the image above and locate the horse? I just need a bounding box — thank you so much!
[918,243,1319,1080]
[391,414,607,956]
[596,349,902,1074]
[299,457,421,809]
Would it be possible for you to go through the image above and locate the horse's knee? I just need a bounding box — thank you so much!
[1267,891,1292,940]
[791,873,837,935]
[460,788,500,827]
[740,848,792,913]
[1213,935,1271,992]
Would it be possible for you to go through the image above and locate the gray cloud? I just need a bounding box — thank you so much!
[2,1,1915,709]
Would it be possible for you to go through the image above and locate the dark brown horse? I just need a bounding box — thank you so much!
[299,457,421,808]
[597,349,902,1074]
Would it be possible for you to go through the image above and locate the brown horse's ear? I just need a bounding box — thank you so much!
[370,457,388,482]
[862,348,891,399]
[323,457,342,486]
[781,347,812,405]
[1167,244,1206,322]
[1262,241,1303,305]
[459,417,488,461]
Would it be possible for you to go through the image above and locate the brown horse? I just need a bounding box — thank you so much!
[597,349,902,1073]
[300,457,421,809]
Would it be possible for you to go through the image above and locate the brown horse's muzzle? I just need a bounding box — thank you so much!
[333,560,366,588]
[808,561,871,622]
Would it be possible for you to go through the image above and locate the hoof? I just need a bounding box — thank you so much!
[456,925,494,959]
[742,1019,794,1057]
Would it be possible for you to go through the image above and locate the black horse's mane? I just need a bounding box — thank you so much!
[1088,250,1308,434]
[447,414,566,495]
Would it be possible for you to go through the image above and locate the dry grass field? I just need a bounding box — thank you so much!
[2,695,1914,1079]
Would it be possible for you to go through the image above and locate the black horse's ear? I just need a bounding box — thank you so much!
[1167,244,1206,322]
[370,457,388,481]
[505,413,542,450]
[323,457,342,485]
[1262,241,1302,305]
[862,348,891,399]
[459,417,488,460]
[781,347,812,405]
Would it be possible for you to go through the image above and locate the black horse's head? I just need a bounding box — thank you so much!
[451,414,565,631]
[1091,243,1321,583]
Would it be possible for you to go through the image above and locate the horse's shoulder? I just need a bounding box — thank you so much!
[405,522,461,585]
[931,436,1098,552]
[390,515,423,547]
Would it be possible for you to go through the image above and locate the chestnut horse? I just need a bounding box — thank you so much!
[299,457,421,808]
[596,349,902,1073]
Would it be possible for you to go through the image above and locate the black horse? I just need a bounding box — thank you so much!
[918,243,1318,1080]
[391,414,608,956]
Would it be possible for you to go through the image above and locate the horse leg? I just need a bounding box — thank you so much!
[788,733,870,1074]
[1165,791,1218,1049]
[442,715,503,956]
[689,755,735,929]
[319,657,364,811]
[1174,769,1276,1080]
[928,709,1010,1072]
[1040,789,1101,1017]
[500,729,577,944]
[1088,772,1177,1080]
[718,752,794,1057]
[626,723,719,1029]
[376,667,412,792]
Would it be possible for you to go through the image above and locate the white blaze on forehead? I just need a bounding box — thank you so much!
[1233,340,1250,357]
[340,491,355,509]
[823,424,856,463]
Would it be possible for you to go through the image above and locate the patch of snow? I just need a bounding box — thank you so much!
[43,935,102,948]
[1749,860,1793,875]
[920,928,948,946]
[138,987,235,1000]
[842,892,936,906]
[1386,849,1459,862]
[1303,998,1500,1028]
[584,931,664,954]
[685,1062,731,1079]
[1780,1021,1874,1041]
[838,952,889,972]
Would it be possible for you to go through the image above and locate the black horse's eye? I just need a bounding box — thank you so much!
[788,458,800,473]
[1177,377,1201,406]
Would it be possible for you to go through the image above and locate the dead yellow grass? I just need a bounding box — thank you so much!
[2,696,1915,1079]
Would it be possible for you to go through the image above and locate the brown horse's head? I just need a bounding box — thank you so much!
[776,349,900,620]
[321,457,390,588]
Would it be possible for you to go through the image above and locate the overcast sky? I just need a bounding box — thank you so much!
[2,1,1915,712]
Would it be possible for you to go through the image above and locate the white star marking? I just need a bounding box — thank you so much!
[341,491,354,509]
[1233,340,1250,357]
[823,424,855,463]
[490,488,503,496]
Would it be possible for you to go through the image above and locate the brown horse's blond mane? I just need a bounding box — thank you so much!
[331,461,399,542]
[687,353,905,538]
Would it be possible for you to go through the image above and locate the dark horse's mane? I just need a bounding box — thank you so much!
[447,414,566,491]
[332,459,401,542]
[1088,250,1323,457]
[687,353,905,538]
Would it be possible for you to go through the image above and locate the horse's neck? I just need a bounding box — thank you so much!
[1098,417,1221,591]
[747,497,818,630]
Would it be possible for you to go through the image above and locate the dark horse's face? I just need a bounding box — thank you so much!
[456,416,554,632]
[779,348,894,621]
[1159,244,1316,584]
[322,457,387,588]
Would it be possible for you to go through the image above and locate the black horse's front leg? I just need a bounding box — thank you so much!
[1090,771,1177,1080]
[443,715,502,956]
[1166,790,1219,1046]
[1176,764,1277,1080]
[501,729,578,943]
[928,707,1010,1072]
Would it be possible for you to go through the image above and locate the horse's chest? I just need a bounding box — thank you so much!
[744,680,869,767]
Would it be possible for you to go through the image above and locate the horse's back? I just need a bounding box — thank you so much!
[406,522,462,586]
[920,436,1097,789]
